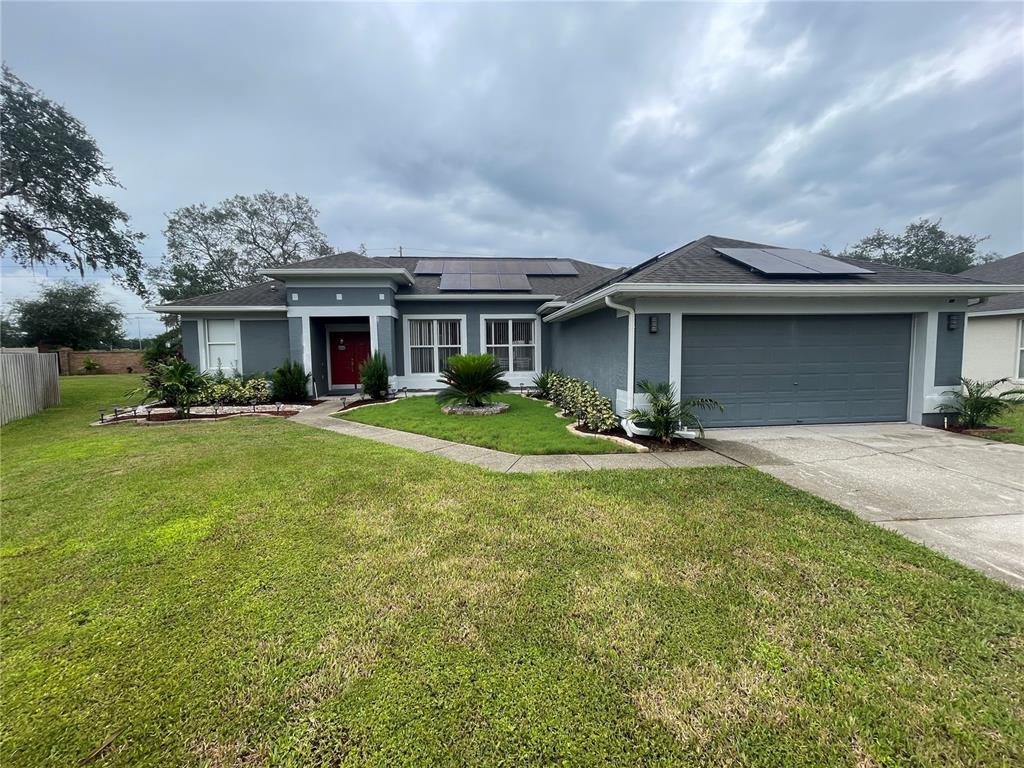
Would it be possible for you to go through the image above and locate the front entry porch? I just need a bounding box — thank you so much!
[308,316,373,396]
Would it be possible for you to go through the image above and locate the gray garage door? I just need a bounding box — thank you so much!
[680,315,911,427]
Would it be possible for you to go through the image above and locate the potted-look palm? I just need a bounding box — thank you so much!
[436,354,510,410]
[938,377,1024,430]
[626,380,723,443]
[130,359,210,419]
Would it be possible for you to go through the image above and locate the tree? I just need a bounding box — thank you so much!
[822,219,997,274]
[0,66,146,294]
[7,281,126,349]
[1,312,26,347]
[149,191,333,304]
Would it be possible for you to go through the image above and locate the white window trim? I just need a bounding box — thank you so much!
[198,317,243,375]
[402,315,468,384]
[479,314,541,381]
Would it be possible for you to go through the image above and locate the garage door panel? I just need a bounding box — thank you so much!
[681,314,911,427]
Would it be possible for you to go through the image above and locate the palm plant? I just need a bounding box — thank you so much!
[532,369,561,400]
[436,354,510,408]
[627,380,723,442]
[938,377,1024,429]
[129,359,210,419]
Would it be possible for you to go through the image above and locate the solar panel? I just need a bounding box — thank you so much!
[438,273,472,290]
[413,259,446,275]
[497,274,531,290]
[546,262,579,276]
[470,274,500,290]
[714,247,874,277]
[414,258,578,275]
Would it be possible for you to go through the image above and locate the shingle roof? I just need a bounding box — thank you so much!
[158,280,286,308]
[961,252,1024,314]
[619,235,995,287]
[265,251,385,270]
[371,256,617,297]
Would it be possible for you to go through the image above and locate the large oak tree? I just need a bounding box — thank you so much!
[822,219,996,274]
[0,66,146,294]
[149,191,333,304]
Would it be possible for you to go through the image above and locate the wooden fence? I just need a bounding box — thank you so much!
[1,350,61,426]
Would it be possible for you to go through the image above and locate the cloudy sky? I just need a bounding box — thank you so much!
[2,1,1022,336]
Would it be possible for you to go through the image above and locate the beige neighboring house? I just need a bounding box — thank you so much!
[961,251,1024,387]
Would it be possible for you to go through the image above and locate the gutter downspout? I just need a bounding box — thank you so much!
[605,295,635,411]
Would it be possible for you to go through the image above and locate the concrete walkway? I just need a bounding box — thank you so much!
[701,423,1024,589]
[291,400,739,473]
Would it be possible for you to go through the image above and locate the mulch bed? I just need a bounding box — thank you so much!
[144,410,300,422]
[575,424,705,452]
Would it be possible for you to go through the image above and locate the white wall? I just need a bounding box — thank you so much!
[963,314,1022,384]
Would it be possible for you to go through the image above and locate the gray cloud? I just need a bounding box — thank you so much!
[2,1,1021,334]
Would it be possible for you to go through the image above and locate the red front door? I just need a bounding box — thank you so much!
[329,331,371,386]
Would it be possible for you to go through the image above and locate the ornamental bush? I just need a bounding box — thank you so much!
[539,370,618,433]
[359,352,390,400]
[201,370,272,406]
[271,360,311,402]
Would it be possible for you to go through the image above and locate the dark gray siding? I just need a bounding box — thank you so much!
[681,314,912,427]
[376,316,396,373]
[635,313,670,387]
[548,308,628,400]
[288,317,303,363]
[934,312,965,386]
[285,286,394,307]
[309,319,327,395]
[239,319,290,375]
[181,320,200,368]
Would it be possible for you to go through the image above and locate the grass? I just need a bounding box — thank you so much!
[336,393,632,454]
[987,403,1024,446]
[2,375,1023,767]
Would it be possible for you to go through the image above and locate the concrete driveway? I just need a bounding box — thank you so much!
[700,423,1024,589]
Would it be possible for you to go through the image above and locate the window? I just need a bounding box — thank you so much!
[408,318,462,374]
[485,318,536,373]
[205,319,238,373]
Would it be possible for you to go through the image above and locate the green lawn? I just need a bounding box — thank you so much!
[2,375,1023,767]
[988,403,1024,446]
[337,393,632,454]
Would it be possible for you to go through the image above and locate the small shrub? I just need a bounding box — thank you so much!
[627,380,724,441]
[199,370,272,406]
[359,352,390,400]
[938,377,1024,429]
[271,360,311,402]
[436,354,510,408]
[81,356,101,374]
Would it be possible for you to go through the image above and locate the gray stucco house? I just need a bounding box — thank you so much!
[150,235,1021,427]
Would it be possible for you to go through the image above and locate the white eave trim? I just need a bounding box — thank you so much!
[258,267,414,285]
[543,282,1024,321]
[967,307,1024,317]
[395,293,557,301]
[147,305,287,314]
